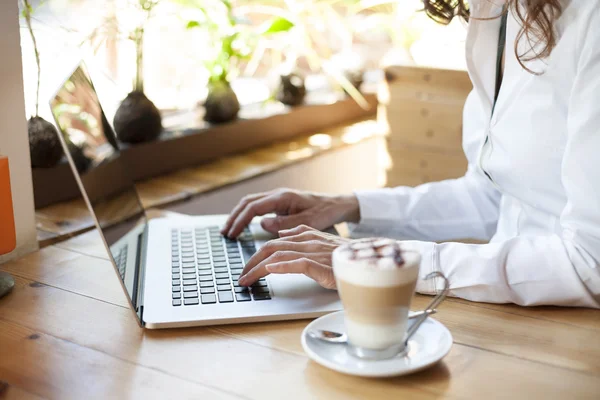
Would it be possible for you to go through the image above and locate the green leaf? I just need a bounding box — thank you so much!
[261,17,294,36]
[186,20,201,29]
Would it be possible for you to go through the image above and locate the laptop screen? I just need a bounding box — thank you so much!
[50,64,147,312]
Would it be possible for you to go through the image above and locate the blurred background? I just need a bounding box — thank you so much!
[20,0,467,115]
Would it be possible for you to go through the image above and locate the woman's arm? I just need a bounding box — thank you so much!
[403,22,600,308]
[351,89,502,243]
[351,166,501,242]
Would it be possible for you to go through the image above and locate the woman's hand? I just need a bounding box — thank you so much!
[221,188,360,239]
[237,225,350,289]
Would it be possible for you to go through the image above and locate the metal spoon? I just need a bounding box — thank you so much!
[308,309,438,344]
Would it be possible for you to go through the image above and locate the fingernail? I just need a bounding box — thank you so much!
[238,276,247,285]
[265,264,275,272]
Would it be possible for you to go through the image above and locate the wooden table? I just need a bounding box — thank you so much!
[1,227,600,399]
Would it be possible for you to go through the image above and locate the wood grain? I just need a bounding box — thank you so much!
[380,66,471,189]
[1,239,599,399]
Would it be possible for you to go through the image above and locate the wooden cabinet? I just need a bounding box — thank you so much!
[379,66,472,188]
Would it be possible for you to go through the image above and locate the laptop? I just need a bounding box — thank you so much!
[50,63,341,328]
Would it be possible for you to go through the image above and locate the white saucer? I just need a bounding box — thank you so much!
[301,311,453,378]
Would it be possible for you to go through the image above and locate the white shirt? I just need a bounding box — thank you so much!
[351,0,600,308]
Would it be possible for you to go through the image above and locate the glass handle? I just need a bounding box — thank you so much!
[405,271,449,345]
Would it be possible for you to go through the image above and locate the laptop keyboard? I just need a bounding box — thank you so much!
[171,226,271,306]
[115,245,128,280]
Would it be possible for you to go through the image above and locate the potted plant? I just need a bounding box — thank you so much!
[21,0,63,168]
[112,0,163,143]
[236,0,370,109]
[182,0,254,124]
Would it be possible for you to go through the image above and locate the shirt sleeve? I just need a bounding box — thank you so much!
[350,89,502,243]
[404,17,600,308]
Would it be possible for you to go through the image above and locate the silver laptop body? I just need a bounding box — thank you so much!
[51,63,341,329]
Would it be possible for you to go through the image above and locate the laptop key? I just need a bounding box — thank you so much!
[183,280,197,286]
[215,272,229,279]
[213,261,227,268]
[217,284,231,291]
[241,248,255,262]
[184,291,198,298]
[172,286,181,292]
[172,273,180,280]
[184,285,198,292]
[198,270,213,276]
[236,293,251,302]
[199,275,213,282]
[173,299,182,306]
[200,287,215,294]
[182,262,196,268]
[252,287,270,294]
[200,281,214,288]
[218,292,234,303]
[214,267,228,274]
[234,287,249,293]
[172,280,181,286]
[252,281,268,288]
[182,273,196,279]
[253,294,271,301]
[213,257,226,263]
[201,294,217,304]
[216,278,230,285]
[172,292,181,299]
[198,264,212,270]
[184,298,200,306]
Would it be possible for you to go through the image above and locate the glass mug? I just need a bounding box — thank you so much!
[332,241,449,360]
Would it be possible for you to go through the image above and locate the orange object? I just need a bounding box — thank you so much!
[0,156,16,255]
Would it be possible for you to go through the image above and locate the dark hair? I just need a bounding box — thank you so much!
[422,0,563,73]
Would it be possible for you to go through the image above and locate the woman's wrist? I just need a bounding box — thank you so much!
[336,194,360,224]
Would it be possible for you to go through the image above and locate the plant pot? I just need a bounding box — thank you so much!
[28,116,63,168]
[204,81,240,124]
[276,72,307,107]
[113,91,163,144]
[0,156,16,255]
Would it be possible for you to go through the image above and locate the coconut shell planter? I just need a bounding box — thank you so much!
[204,81,241,124]
[277,72,307,107]
[114,91,163,144]
[28,116,63,168]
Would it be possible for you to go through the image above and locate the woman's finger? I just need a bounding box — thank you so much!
[266,258,337,289]
[278,224,318,237]
[227,193,287,238]
[240,239,337,277]
[221,192,268,235]
[238,251,331,286]
[261,212,316,234]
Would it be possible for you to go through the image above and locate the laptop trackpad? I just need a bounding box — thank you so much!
[268,273,337,299]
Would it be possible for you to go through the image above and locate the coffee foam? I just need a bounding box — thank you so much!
[333,240,420,287]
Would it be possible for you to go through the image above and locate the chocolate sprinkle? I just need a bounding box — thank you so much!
[342,238,405,267]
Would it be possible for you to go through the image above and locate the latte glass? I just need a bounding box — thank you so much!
[333,240,448,360]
